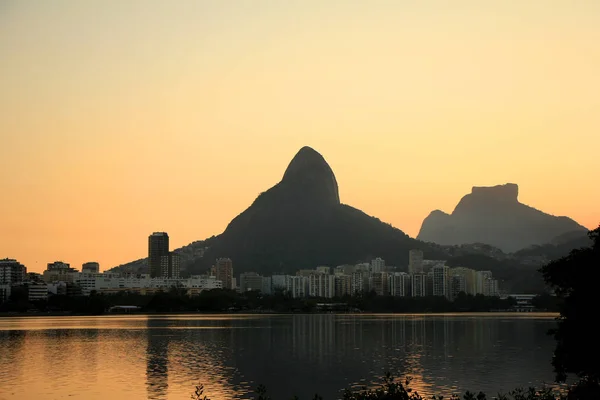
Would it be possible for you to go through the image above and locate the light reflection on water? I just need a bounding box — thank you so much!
[0,313,558,400]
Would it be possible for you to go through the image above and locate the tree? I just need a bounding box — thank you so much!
[540,226,600,388]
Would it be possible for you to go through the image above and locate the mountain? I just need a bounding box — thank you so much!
[417,183,587,252]
[184,146,446,274]
[113,146,445,275]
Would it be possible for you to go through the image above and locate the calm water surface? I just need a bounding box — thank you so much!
[0,313,558,400]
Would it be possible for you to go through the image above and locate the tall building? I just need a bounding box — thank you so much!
[148,233,179,278]
[334,274,352,297]
[390,272,411,297]
[0,258,27,284]
[149,232,169,278]
[287,275,308,298]
[308,273,335,298]
[450,275,466,301]
[370,272,390,296]
[371,258,385,273]
[408,250,424,274]
[432,265,450,298]
[82,262,100,274]
[475,271,493,294]
[449,267,477,295]
[412,273,426,297]
[214,258,234,290]
[169,253,180,279]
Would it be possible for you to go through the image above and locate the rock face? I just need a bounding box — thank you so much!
[417,183,587,252]
[181,146,443,275]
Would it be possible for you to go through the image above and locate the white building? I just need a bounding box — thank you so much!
[389,272,411,297]
[287,276,308,298]
[371,258,385,273]
[351,271,367,295]
[73,272,222,296]
[308,274,335,298]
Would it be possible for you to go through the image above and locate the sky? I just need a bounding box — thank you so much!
[1,1,599,273]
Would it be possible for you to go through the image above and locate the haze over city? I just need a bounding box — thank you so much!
[1,1,599,273]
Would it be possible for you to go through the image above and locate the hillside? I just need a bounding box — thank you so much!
[417,183,587,252]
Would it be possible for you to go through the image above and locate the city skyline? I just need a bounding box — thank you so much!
[2,1,600,272]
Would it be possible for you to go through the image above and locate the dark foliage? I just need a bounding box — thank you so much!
[193,373,572,400]
[540,226,600,384]
[1,288,517,315]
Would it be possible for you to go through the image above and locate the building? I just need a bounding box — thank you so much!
[483,278,499,297]
[475,271,493,294]
[28,282,49,301]
[426,271,434,296]
[239,272,264,292]
[47,261,73,271]
[0,259,27,285]
[390,272,411,297]
[287,276,308,298]
[422,260,447,272]
[432,265,450,298]
[450,275,466,300]
[334,274,352,297]
[74,272,222,296]
[316,266,331,275]
[351,271,368,295]
[449,267,477,295]
[412,273,426,297]
[371,258,385,273]
[0,284,10,302]
[82,262,100,273]
[308,274,335,298]
[370,272,390,296]
[271,275,288,292]
[261,276,272,295]
[148,232,169,278]
[169,253,180,279]
[408,250,424,275]
[214,258,234,290]
[43,261,78,283]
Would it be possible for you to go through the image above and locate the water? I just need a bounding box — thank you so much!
[0,313,558,400]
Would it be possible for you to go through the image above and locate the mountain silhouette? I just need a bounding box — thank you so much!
[417,183,587,252]
[180,146,443,275]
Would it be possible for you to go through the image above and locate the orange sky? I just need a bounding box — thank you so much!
[1,1,599,273]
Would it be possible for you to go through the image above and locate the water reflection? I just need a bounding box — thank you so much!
[146,318,170,399]
[0,330,27,394]
[0,314,557,400]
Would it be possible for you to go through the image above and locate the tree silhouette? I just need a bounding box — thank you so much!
[540,225,600,387]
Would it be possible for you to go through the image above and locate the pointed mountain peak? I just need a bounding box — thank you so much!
[281,146,340,205]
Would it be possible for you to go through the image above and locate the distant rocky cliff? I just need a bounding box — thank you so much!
[417,183,587,252]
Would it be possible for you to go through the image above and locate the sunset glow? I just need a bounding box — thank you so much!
[1,1,599,272]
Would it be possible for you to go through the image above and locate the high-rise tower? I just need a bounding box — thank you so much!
[148,232,169,278]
